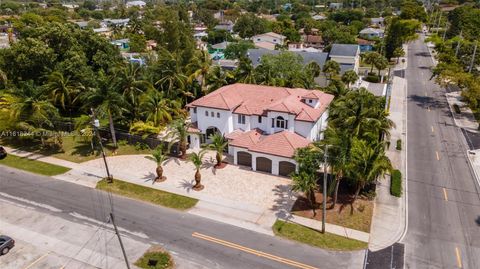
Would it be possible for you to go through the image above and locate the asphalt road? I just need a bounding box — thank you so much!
[403,36,480,268]
[0,165,364,269]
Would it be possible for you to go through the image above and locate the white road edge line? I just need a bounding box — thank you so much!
[399,42,409,244]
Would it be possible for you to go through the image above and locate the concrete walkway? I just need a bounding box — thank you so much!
[2,146,370,242]
[368,44,408,251]
[445,91,479,133]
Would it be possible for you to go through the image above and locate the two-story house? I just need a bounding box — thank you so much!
[252,32,286,50]
[328,44,361,73]
[359,28,385,39]
[186,84,334,176]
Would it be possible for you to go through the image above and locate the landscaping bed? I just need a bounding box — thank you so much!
[135,245,174,269]
[390,170,402,197]
[272,220,367,251]
[96,178,198,210]
[291,191,374,233]
[0,154,70,176]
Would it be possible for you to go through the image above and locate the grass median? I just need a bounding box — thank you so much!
[272,220,368,251]
[96,179,198,210]
[0,154,70,176]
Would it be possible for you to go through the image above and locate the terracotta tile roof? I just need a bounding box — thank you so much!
[188,122,201,133]
[228,129,264,148]
[187,83,334,122]
[250,131,310,158]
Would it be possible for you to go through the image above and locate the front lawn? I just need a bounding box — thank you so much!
[1,136,151,163]
[0,154,71,176]
[135,246,174,269]
[272,220,367,251]
[96,179,198,210]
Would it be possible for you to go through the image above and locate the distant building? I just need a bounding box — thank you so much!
[312,14,326,21]
[302,34,324,49]
[356,38,374,52]
[93,27,112,38]
[74,21,89,29]
[126,1,146,8]
[252,32,286,50]
[111,39,130,50]
[329,44,361,73]
[370,17,385,28]
[103,18,130,27]
[214,21,234,33]
[359,28,385,39]
[329,2,343,9]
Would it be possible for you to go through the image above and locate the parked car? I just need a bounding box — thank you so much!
[0,146,6,160]
[0,235,14,255]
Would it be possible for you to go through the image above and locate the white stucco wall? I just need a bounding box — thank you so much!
[267,111,295,134]
[195,107,232,134]
[188,133,201,149]
[231,146,297,176]
[253,35,285,45]
[294,120,313,139]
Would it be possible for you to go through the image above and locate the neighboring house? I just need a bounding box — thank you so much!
[302,34,323,49]
[62,4,79,11]
[214,21,234,33]
[312,14,326,21]
[111,39,130,50]
[126,1,146,8]
[213,59,238,70]
[329,2,343,9]
[357,38,374,52]
[186,83,334,176]
[370,17,385,28]
[359,28,385,39]
[329,44,361,73]
[74,21,89,29]
[93,27,112,38]
[252,32,286,49]
[103,18,130,27]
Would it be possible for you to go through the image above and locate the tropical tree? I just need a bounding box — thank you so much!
[43,71,82,110]
[168,119,190,159]
[373,56,389,77]
[362,52,381,73]
[322,60,341,80]
[347,139,392,211]
[205,66,231,93]
[81,73,126,149]
[341,70,359,88]
[188,149,206,191]
[292,146,321,216]
[208,133,228,168]
[234,58,256,84]
[146,145,170,183]
[154,49,188,99]
[393,47,405,63]
[187,50,212,95]
[139,90,181,127]
[74,114,95,152]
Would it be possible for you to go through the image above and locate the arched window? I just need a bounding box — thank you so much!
[276,116,287,129]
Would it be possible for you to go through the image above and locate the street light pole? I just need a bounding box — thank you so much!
[91,108,113,183]
[322,145,328,234]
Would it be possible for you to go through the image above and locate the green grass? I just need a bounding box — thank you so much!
[1,136,151,163]
[135,250,173,269]
[0,154,70,176]
[96,179,198,210]
[272,220,367,251]
[390,170,402,197]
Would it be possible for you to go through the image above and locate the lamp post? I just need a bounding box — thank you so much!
[91,108,113,183]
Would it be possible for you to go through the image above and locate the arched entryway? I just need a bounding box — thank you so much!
[279,161,296,177]
[256,157,272,173]
[237,151,252,167]
[205,126,220,143]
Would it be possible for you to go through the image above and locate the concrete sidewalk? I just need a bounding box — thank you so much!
[445,91,479,133]
[368,45,408,251]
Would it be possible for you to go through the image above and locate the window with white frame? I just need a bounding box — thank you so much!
[210,111,214,117]
[217,112,220,118]
[205,111,208,116]
[276,116,288,129]
[238,114,245,124]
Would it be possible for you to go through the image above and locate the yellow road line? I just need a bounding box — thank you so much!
[23,251,50,269]
[427,106,431,112]
[436,151,440,160]
[455,247,463,268]
[431,126,434,133]
[192,232,319,269]
[443,188,448,201]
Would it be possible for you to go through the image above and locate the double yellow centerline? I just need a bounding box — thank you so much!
[192,232,319,269]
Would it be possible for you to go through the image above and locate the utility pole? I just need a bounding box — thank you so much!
[455,30,462,57]
[110,213,131,269]
[91,108,113,183]
[469,41,478,73]
[322,145,328,234]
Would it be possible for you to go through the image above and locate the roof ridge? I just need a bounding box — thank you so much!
[282,131,296,150]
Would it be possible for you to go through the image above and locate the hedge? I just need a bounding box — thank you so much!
[390,169,402,197]
[396,139,402,151]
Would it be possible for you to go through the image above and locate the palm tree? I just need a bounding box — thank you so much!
[305,61,322,78]
[139,90,181,127]
[362,52,380,74]
[208,133,228,168]
[393,47,405,63]
[347,139,392,212]
[188,149,206,191]
[187,50,212,95]
[322,60,340,80]
[154,49,188,99]
[168,119,191,159]
[74,114,94,152]
[234,57,256,84]
[374,56,389,77]
[341,70,359,88]
[291,170,318,216]
[81,73,126,149]
[43,71,82,110]
[146,145,170,183]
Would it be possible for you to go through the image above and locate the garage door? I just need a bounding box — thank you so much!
[237,152,252,167]
[256,157,272,173]
[279,161,296,177]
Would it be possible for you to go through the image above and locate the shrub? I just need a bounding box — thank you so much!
[365,74,380,83]
[390,170,402,197]
[396,139,402,151]
[453,104,461,114]
[135,142,149,150]
[135,248,173,269]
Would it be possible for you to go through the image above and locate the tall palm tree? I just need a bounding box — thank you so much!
[43,71,82,110]
[208,133,228,168]
[234,58,256,84]
[362,52,380,74]
[139,89,181,127]
[347,139,392,211]
[81,73,126,149]
[322,60,340,80]
[168,119,191,159]
[341,70,359,88]
[374,56,389,77]
[187,50,212,95]
[146,145,170,183]
[188,149,206,191]
[205,66,231,93]
[155,49,188,99]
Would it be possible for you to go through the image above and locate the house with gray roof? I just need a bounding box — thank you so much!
[359,28,385,39]
[329,44,360,73]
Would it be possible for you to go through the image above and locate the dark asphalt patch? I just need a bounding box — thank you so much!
[393,69,405,78]
[461,128,480,150]
[364,243,405,269]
